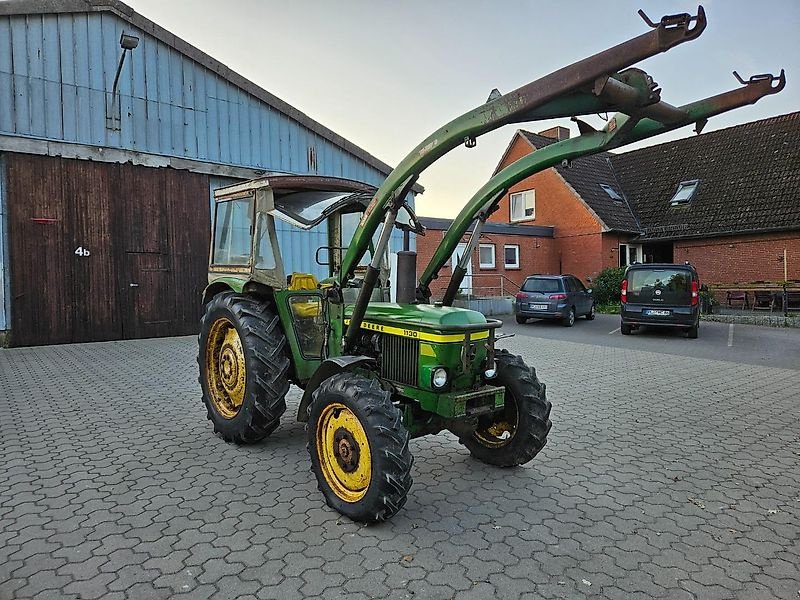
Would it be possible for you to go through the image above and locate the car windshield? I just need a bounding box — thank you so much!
[628,269,692,304]
[521,278,563,293]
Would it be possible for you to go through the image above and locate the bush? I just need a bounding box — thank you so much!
[592,267,626,305]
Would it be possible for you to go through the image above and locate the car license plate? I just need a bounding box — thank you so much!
[644,309,671,316]
[530,303,548,310]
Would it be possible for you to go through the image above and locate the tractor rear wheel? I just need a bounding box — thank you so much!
[199,292,290,443]
[461,349,551,467]
[308,373,413,523]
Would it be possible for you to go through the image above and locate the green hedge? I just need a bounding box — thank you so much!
[592,267,626,305]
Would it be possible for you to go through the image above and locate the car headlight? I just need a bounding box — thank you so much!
[431,367,448,389]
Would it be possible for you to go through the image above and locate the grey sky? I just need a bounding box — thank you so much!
[126,0,799,218]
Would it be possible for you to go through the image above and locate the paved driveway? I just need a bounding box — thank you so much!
[1,332,798,600]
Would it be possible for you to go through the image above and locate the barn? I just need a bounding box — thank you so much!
[0,0,414,346]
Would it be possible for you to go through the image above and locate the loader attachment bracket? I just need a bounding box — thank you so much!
[733,69,786,92]
[638,6,706,48]
[638,6,705,32]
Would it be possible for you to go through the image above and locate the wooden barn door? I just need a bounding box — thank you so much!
[6,155,122,345]
[113,164,209,340]
[115,164,175,339]
[7,155,210,346]
[65,160,121,342]
[7,155,73,345]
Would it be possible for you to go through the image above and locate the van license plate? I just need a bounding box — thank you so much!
[530,304,548,310]
[644,309,671,316]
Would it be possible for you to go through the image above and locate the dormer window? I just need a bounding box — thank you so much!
[669,179,699,206]
[599,184,623,202]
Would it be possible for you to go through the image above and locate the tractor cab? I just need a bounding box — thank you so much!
[207,174,430,383]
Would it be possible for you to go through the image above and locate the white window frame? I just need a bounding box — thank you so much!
[510,189,535,222]
[478,244,496,269]
[503,244,520,269]
[619,243,643,267]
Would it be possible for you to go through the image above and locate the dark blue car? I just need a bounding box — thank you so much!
[515,275,595,327]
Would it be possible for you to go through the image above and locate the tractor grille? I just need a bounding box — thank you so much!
[380,334,418,386]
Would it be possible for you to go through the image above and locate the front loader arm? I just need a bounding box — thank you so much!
[418,69,785,302]
[341,7,707,351]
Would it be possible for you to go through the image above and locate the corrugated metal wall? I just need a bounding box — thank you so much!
[0,8,418,341]
[0,11,388,186]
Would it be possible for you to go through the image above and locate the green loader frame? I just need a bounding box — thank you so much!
[199,6,784,523]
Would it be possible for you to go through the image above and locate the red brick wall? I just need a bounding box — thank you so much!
[415,228,558,300]
[674,232,800,285]
[488,134,621,283]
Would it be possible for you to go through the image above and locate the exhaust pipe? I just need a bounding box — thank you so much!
[395,251,417,304]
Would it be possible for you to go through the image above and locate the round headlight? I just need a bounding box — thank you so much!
[431,367,448,389]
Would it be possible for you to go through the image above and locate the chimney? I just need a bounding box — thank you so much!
[537,126,570,141]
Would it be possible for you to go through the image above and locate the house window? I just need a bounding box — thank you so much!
[669,179,699,206]
[504,245,520,269]
[619,243,642,267]
[510,190,535,221]
[479,244,495,269]
[600,184,623,201]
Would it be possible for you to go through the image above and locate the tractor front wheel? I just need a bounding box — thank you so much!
[461,349,551,467]
[308,373,413,523]
[198,292,290,443]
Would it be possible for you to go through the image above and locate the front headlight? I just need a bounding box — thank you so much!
[431,367,448,389]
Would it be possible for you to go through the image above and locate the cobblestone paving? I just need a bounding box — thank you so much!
[1,334,798,600]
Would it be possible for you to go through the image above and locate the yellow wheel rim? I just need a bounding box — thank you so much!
[316,403,372,503]
[205,317,247,419]
[473,395,519,448]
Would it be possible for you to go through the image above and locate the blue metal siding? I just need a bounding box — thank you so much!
[1,10,414,286]
[0,11,389,187]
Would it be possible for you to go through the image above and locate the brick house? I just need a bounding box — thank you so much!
[416,112,799,298]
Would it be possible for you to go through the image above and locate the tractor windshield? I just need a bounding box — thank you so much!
[273,190,373,229]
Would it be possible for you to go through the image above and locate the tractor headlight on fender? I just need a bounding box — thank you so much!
[431,367,449,389]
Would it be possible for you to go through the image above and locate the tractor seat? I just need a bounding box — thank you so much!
[288,273,322,319]
[288,273,319,291]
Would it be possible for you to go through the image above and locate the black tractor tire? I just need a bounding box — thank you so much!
[687,324,699,339]
[563,307,576,327]
[308,373,413,523]
[620,322,632,335]
[461,349,552,467]
[198,292,290,444]
[586,304,596,320]
[515,315,527,324]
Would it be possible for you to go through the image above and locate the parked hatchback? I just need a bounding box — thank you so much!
[515,275,595,327]
[620,262,700,338]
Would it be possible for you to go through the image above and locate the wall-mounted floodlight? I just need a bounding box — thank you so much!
[119,33,140,50]
[107,32,140,129]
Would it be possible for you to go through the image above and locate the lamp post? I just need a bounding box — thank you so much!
[106,32,140,129]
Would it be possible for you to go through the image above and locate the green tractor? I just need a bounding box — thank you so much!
[198,6,783,522]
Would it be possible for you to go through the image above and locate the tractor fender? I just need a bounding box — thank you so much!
[297,356,376,422]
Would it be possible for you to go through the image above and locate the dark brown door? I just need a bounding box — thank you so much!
[66,160,122,342]
[7,155,72,345]
[123,252,176,339]
[7,154,210,346]
[7,155,123,345]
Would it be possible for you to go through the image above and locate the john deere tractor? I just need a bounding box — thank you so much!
[198,6,783,522]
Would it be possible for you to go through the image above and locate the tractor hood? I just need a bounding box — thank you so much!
[346,303,487,332]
